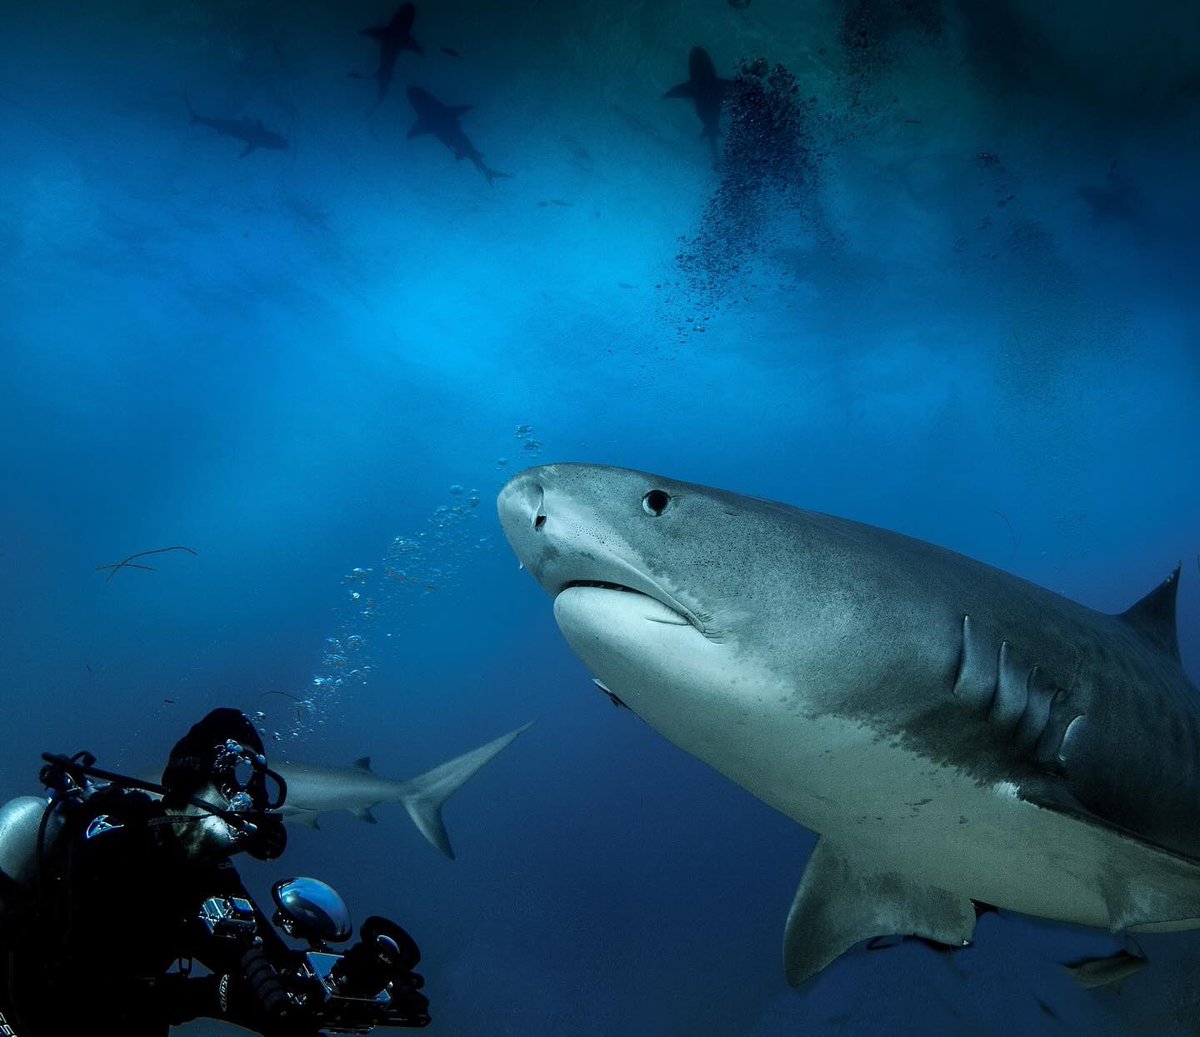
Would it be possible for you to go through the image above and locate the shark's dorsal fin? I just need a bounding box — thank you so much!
[1118,566,1181,661]
[353,756,373,772]
[783,837,976,986]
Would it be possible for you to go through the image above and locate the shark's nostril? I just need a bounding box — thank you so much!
[530,482,547,531]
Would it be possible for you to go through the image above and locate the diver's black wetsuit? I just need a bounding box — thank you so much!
[0,784,307,1036]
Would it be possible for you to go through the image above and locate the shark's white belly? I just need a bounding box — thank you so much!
[554,588,1200,935]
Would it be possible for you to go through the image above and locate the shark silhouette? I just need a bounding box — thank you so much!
[354,3,423,104]
[276,722,533,858]
[664,46,733,155]
[406,86,511,186]
[185,98,287,157]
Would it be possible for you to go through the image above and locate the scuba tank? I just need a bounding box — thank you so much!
[0,797,53,913]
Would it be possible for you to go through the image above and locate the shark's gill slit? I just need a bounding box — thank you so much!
[952,615,970,696]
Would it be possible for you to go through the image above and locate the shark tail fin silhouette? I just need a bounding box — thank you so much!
[399,721,534,858]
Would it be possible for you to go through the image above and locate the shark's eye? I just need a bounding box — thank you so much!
[642,489,671,517]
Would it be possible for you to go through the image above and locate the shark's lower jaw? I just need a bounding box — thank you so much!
[558,582,692,627]
[552,585,712,721]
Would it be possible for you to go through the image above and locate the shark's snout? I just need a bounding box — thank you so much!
[497,468,546,526]
[498,465,705,632]
[498,467,559,592]
[498,468,548,558]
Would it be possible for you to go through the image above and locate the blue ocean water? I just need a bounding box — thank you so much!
[2,0,1198,1033]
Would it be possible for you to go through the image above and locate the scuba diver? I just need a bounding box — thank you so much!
[0,708,430,1035]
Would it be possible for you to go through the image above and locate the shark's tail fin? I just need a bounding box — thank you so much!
[399,721,533,858]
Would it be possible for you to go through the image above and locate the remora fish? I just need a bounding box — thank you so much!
[405,86,511,186]
[185,97,287,157]
[276,722,533,858]
[498,463,1200,986]
[1063,948,1149,991]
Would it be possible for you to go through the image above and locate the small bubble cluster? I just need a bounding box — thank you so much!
[515,424,541,455]
[677,61,819,309]
[265,470,507,741]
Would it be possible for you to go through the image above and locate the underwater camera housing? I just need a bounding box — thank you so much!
[199,895,258,939]
[271,879,430,1032]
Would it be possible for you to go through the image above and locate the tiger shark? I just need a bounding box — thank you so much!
[497,463,1200,986]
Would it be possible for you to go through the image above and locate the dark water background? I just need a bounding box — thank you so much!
[2,0,1199,1033]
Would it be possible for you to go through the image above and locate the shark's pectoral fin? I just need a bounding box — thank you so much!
[406,119,430,140]
[239,143,255,158]
[783,837,976,986]
[664,82,695,100]
[354,806,379,824]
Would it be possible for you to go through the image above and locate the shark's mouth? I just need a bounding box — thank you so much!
[563,580,642,594]
[560,580,695,629]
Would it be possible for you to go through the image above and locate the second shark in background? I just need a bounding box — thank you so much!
[277,721,533,858]
[405,86,512,186]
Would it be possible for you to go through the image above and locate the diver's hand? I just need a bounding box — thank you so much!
[240,948,291,1016]
[388,970,431,1028]
[241,814,288,861]
[220,948,315,1035]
